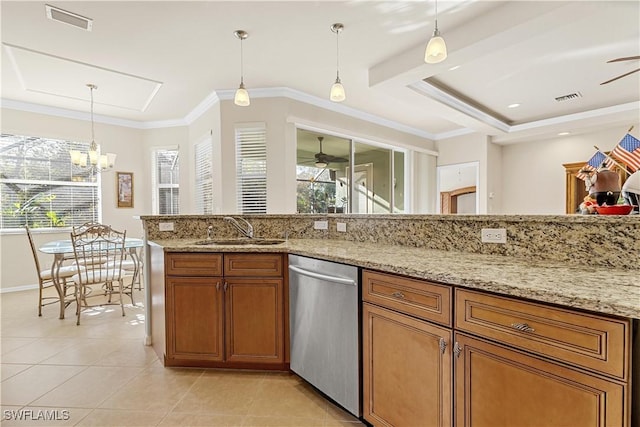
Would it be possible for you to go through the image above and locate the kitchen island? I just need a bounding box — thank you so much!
[142,214,639,426]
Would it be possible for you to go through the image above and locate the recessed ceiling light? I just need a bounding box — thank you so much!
[557,132,570,136]
[507,103,520,109]
[449,65,460,71]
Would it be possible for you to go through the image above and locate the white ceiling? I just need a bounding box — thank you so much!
[1,1,639,145]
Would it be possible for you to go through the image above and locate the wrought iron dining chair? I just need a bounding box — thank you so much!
[25,225,79,318]
[70,223,127,325]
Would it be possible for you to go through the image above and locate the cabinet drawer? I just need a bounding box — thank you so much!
[166,253,223,277]
[363,270,451,327]
[455,289,630,380]
[224,253,283,277]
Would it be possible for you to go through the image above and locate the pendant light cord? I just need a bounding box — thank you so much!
[434,0,440,32]
[90,86,95,143]
[240,38,245,85]
[335,29,340,80]
[88,84,97,151]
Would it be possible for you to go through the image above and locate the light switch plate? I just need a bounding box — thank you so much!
[481,228,506,244]
[314,220,328,230]
[158,222,174,232]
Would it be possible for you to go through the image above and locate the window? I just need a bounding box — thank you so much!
[296,167,337,213]
[0,134,100,230]
[152,148,179,215]
[194,139,213,214]
[235,124,267,214]
[296,128,408,214]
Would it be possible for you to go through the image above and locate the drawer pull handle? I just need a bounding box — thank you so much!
[511,323,535,333]
[453,341,462,358]
[216,282,220,291]
[391,291,405,299]
[439,337,447,355]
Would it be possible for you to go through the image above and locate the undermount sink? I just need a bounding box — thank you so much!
[194,238,286,246]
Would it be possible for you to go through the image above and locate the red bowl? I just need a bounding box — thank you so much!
[595,205,634,215]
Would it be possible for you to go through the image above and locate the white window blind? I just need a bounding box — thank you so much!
[235,124,267,214]
[153,148,179,215]
[0,134,100,230]
[194,140,213,214]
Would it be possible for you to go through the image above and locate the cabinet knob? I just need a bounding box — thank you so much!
[511,322,535,333]
[453,341,462,358]
[391,291,405,299]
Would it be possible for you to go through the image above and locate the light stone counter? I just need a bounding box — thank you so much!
[149,238,640,319]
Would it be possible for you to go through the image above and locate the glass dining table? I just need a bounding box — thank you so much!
[38,237,144,319]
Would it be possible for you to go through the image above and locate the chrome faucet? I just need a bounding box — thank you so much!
[223,216,254,239]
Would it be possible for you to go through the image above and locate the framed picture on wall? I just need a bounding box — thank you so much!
[116,172,134,208]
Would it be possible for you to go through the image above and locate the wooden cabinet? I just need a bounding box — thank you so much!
[455,289,631,427]
[362,271,633,427]
[454,332,626,427]
[164,252,285,369]
[362,270,452,427]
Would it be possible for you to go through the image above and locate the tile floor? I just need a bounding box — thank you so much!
[1,288,364,426]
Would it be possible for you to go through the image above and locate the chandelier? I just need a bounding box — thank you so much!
[69,84,116,174]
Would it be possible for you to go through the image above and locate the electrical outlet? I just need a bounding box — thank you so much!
[336,222,347,232]
[158,222,174,232]
[481,228,506,244]
[314,220,328,230]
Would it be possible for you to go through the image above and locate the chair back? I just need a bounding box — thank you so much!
[25,225,44,280]
[70,224,126,285]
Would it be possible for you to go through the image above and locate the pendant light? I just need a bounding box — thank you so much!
[329,23,346,103]
[69,84,116,174]
[424,0,447,64]
[234,30,250,106]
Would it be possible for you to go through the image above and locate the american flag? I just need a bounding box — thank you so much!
[611,133,640,172]
[575,151,615,181]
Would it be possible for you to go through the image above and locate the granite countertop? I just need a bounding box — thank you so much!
[149,238,640,319]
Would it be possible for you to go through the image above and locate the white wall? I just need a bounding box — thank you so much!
[500,125,640,214]
[436,133,490,213]
[218,97,436,214]
[435,125,640,214]
[1,108,146,289]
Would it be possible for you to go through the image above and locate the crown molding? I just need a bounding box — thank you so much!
[2,85,450,140]
[1,98,187,129]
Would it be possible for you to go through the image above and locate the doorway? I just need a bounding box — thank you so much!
[437,162,479,214]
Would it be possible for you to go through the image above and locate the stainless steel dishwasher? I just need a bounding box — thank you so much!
[288,254,360,417]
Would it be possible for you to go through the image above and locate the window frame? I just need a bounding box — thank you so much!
[151,147,180,215]
[0,133,102,232]
[235,123,267,214]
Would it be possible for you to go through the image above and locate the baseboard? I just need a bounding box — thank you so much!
[0,284,38,293]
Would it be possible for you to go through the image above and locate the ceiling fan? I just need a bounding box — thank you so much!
[600,56,640,85]
[311,137,348,168]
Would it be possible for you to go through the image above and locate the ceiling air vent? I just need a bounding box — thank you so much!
[554,92,582,102]
[45,4,93,31]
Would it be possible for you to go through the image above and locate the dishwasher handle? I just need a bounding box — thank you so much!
[288,265,356,286]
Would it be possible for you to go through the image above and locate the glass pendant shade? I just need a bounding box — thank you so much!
[330,78,346,102]
[425,29,447,64]
[234,83,250,106]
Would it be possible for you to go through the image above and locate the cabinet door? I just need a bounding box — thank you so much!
[224,278,284,364]
[454,332,627,427]
[166,277,224,361]
[363,302,452,427]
